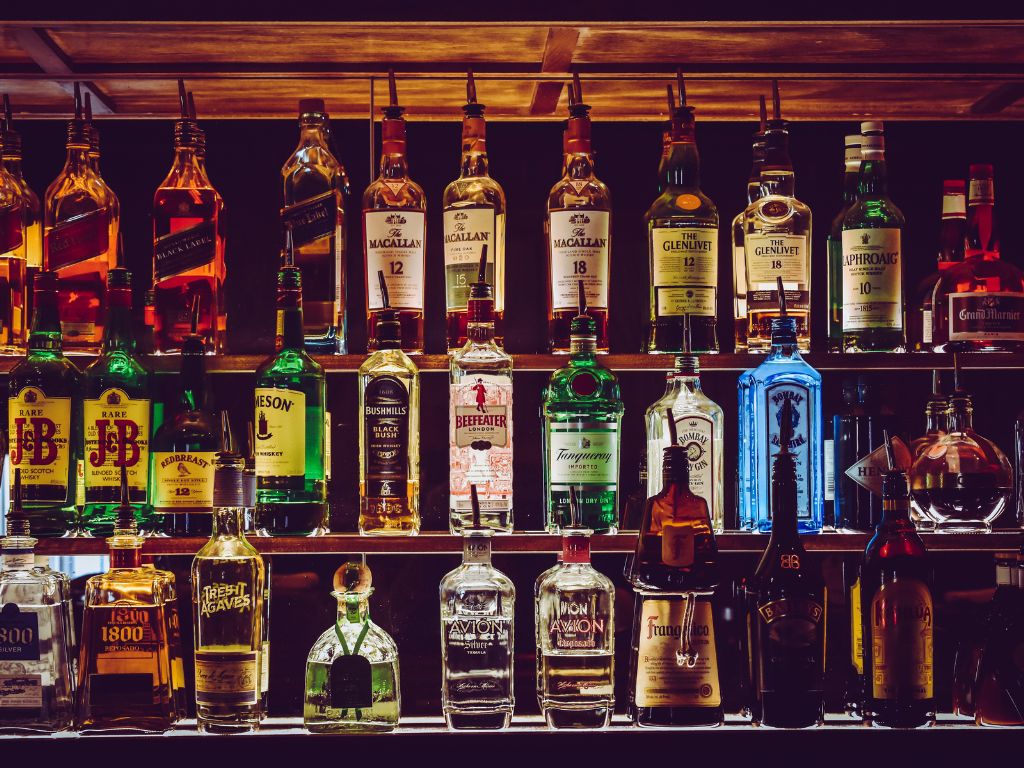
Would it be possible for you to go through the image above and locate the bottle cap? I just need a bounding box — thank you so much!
[299,98,327,116]
[844,134,862,148]
[969,163,993,179]
[943,179,966,195]
[860,121,884,135]
[333,559,373,595]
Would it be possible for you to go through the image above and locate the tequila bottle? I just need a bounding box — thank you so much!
[542,282,623,533]
[304,561,400,733]
[826,133,862,351]
[449,246,513,533]
[7,271,80,536]
[443,73,506,349]
[0,110,26,353]
[731,96,766,352]
[1,96,42,321]
[254,239,327,535]
[440,487,515,729]
[281,97,348,353]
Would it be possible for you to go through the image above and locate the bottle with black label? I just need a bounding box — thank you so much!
[358,271,420,535]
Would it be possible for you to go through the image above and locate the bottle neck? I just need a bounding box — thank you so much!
[177,351,207,412]
[2,155,23,181]
[298,121,329,148]
[661,449,691,491]
[211,507,245,538]
[63,144,92,174]
[276,268,305,351]
[660,140,700,191]
[569,334,597,356]
[565,152,596,179]
[858,156,888,196]
[924,400,948,433]
[110,541,143,569]
[338,595,370,624]
[948,398,973,431]
[842,165,860,204]
[462,532,493,566]
[668,372,702,396]
[760,124,794,197]
[767,456,801,545]
[879,496,914,529]
[103,287,135,353]
[561,533,591,565]
[28,287,63,352]
[467,320,495,344]
[459,115,489,177]
[379,118,409,179]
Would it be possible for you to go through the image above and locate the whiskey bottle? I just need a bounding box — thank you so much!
[363,71,426,354]
[0,100,28,352]
[81,255,153,535]
[153,297,218,536]
[547,74,612,353]
[191,454,266,732]
[973,553,1024,727]
[43,83,118,354]
[449,246,513,533]
[443,73,506,349]
[281,97,348,353]
[440,486,515,729]
[741,82,812,352]
[254,238,327,535]
[542,282,623,533]
[731,96,766,352]
[745,399,826,728]
[2,95,42,315]
[304,561,400,733]
[911,181,965,351]
[645,76,719,354]
[826,133,862,351]
[83,92,120,275]
[359,271,420,535]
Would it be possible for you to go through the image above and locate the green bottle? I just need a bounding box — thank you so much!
[254,233,327,535]
[542,281,623,533]
[7,271,81,536]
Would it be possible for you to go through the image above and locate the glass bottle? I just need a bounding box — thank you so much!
[1,96,42,322]
[254,239,327,535]
[449,246,513,533]
[440,487,515,729]
[81,257,153,535]
[0,114,26,354]
[0,471,74,732]
[826,133,862,351]
[910,370,948,530]
[912,181,965,351]
[731,96,766,352]
[645,79,719,354]
[191,455,265,733]
[542,282,623,533]
[363,72,426,354]
[547,75,612,353]
[973,553,1024,726]
[281,97,348,354]
[7,271,80,536]
[443,73,506,349]
[304,561,400,733]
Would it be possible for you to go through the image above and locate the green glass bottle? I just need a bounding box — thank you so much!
[542,281,623,533]
[7,271,80,536]
[254,234,327,535]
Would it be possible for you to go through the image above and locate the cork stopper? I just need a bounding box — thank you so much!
[333,559,373,595]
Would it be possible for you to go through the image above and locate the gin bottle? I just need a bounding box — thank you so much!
[304,561,400,733]
[449,246,513,533]
[440,486,515,729]
[731,96,766,352]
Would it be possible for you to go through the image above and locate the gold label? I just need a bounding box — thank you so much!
[152,451,216,509]
[194,651,259,705]
[635,598,720,708]
[871,578,933,700]
[83,389,150,495]
[8,387,72,501]
[254,388,306,477]
[745,234,807,286]
[851,577,864,674]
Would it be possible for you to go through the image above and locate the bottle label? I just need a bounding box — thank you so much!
[0,674,42,710]
[969,178,994,205]
[0,203,24,255]
[549,209,610,311]
[548,425,618,487]
[330,654,372,709]
[651,227,718,318]
[823,438,835,502]
[841,228,903,331]
[88,606,162,707]
[672,414,716,516]
[254,388,306,478]
[662,524,695,567]
[0,604,40,661]
[197,580,254,618]
[757,596,824,644]
[449,375,513,514]
[195,651,259,706]
[151,451,216,510]
[843,437,912,496]
[744,233,807,286]
[764,384,812,522]
[948,292,1024,341]
[363,375,410,499]
[364,210,425,311]
[871,579,934,700]
[462,538,493,565]
[922,309,933,344]
[549,591,609,651]
[942,195,966,217]
[851,576,864,674]
[261,642,270,695]
[83,389,150,500]
[443,616,512,699]
[443,207,498,311]
[153,219,217,281]
[2,552,35,570]
[47,209,109,270]
[8,387,72,503]
[635,597,721,708]
[281,191,337,248]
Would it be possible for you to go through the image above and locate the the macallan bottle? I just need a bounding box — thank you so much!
[2,95,42,314]
[547,74,612,353]
[363,71,426,354]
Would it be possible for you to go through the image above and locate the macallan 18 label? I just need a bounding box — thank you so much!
[152,451,216,509]
[549,209,610,311]
[841,228,903,331]
[449,375,512,514]
[764,384,812,522]
[8,387,72,503]
[254,388,306,478]
[635,597,720,708]
[365,210,425,311]
[949,292,1024,342]
[871,579,934,701]
[83,389,150,498]
[651,227,718,317]
[443,207,498,310]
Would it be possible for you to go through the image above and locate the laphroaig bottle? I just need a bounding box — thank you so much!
[731,96,766,352]
[826,133,862,351]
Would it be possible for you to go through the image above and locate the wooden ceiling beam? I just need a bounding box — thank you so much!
[970,82,1024,114]
[12,27,117,114]
[529,26,580,115]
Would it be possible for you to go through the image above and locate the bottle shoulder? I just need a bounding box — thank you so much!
[362,179,426,211]
[646,191,719,225]
[537,563,615,597]
[193,538,263,563]
[358,350,419,379]
[451,342,513,372]
[440,563,516,598]
[83,354,150,392]
[443,177,506,210]
[257,349,325,380]
[9,355,82,390]
[843,198,905,229]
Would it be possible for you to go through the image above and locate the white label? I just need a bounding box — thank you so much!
[449,374,513,513]
[841,228,903,331]
[969,178,994,205]
[443,207,497,311]
[548,426,618,487]
[674,414,715,513]
[765,383,813,522]
[942,195,966,217]
[2,553,35,570]
[744,233,807,286]
[549,209,610,310]
[0,675,42,709]
[824,438,835,502]
[365,210,425,310]
[922,310,933,344]
[650,227,718,315]
[657,287,716,317]
[635,598,720,708]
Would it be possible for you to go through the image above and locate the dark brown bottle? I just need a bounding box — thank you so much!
[973,553,1024,726]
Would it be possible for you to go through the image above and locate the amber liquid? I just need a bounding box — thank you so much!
[358,481,420,535]
[447,309,505,350]
[549,308,609,353]
[366,311,423,355]
[0,254,27,352]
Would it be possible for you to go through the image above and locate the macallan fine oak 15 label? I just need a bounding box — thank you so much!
[8,387,72,502]
[443,208,501,311]
[365,211,425,311]
[650,227,718,317]
[549,210,610,311]
[635,598,720,708]
[254,388,306,478]
[841,228,903,331]
[83,388,150,498]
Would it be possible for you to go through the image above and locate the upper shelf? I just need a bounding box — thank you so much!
[2,20,1024,121]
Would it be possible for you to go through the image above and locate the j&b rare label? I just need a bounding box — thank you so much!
[8,387,72,502]
[83,389,150,497]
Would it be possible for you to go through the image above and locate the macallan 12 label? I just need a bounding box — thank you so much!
[8,387,72,503]
[83,389,150,499]
[549,209,610,311]
[449,375,512,514]
[254,388,306,478]
[635,597,720,708]
[841,228,903,331]
[365,210,425,311]
[151,451,216,509]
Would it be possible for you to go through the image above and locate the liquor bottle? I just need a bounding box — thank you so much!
[191,453,266,732]
[153,83,226,353]
[620,457,648,531]
[77,467,179,733]
[547,74,612,353]
[304,561,400,733]
[440,486,515,729]
[0,101,27,352]
[154,297,218,536]
[81,253,153,535]
[932,164,1024,352]
[358,272,420,535]
[860,436,934,728]
[731,96,766,352]
[738,280,823,532]
[281,97,348,353]
[0,471,74,732]
[363,71,426,354]
[645,76,719,354]
[542,282,623,533]
[745,398,826,727]
[535,487,615,729]
[254,237,327,535]
[826,133,862,351]
[741,82,812,353]
[626,417,722,727]
[911,181,965,351]
[7,271,80,536]
[973,553,1024,726]
[2,95,42,313]
[449,246,513,533]
[443,72,506,349]
[909,371,948,530]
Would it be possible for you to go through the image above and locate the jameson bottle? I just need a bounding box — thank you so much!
[254,238,327,535]
[7,271,80,536]
[645,76,719,353]
[826,133,862,351]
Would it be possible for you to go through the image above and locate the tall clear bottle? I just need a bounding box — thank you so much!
[826,133,862,351]
[731,96,766,352]
[0,107,26,353]
[2,95,42,319]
